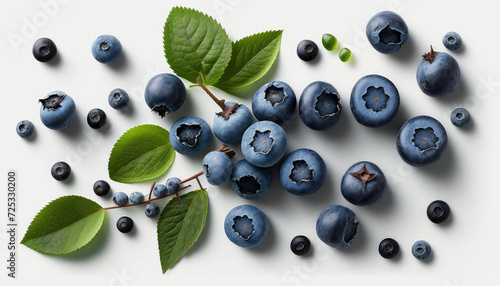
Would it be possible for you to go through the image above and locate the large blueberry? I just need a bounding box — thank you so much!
[91,35,122,64]
[341,161,387,206]
[397,115,448,167]
[169,116,212,156]
[316,205,358,248]
[416,46,460,97]
[39,91,76,130]
[231,159,273,200]
[213,102,253,143]
[241,121,287,168]
[279,148,327,196]
[350,75,400,127]
[366,11,409,54]
[299,81,342,131]
[145,73,187,117]
[224,204,269,248]
[203,151,232,186]
[252,81,297,125]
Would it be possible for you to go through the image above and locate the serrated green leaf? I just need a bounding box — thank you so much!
[21,196,105,255]
[215,30,283,91]
[157,189,208,273]
[108,124,175,183]
[164,7,232,86]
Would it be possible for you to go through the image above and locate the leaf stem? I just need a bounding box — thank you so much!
[178,171,204,185]
[196,76,226,111]
[102,185,191,210]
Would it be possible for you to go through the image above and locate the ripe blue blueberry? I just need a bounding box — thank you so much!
[350,75,400,127]
[417,46,460,97]
[169,116,212,156]
[16,120,35,138]
[379,238,400,259]
[279,148,327,196]
[451,108,470,127]
[442,32,462,51]
[116,216,134,233]
[91,35,122,64]
[39,91,76,130]
[51,161,71,181]
[299,81,342,131]
[240,121,287,168]
[291,235,311,256]
[412,240,431,260]
[224,204,269,248]
[366,11,409,54]
[93,180,110,196]
[297,40,319,61]
[87,108,106,129]
[108,88,129,110]
[397,115,448,167]
[340,161,387,206]
[231,159,273,200]
[145,73,186,118]
[145,203,160,218]
[166,177,181,194]
[33,38,57,62]
[129,192,144,204]
[213,102,253,143]
[112,192,128,206]
[316,204,358,248]
[427,200,450,224]
[153,184,167,198]
[252,81,297,125]
[203,151,232,186]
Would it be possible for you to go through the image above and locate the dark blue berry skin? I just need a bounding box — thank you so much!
[169,116,212,156]
[93,180,110,196]
[397,115,448,167]
[51,162,71,181]
[166,177,181,194]
[16,120,35,138]
[87,108,106,129]
[153,184,167,198]
[145,203,160,218]
[252,81,297,125]
[316,205,358,248]
[108,88,130,110]
[240,121,287,168]
[112,192,128,206]
[39,91,76,130]
[203,151,232,186]
[116,216,134,233]
[412,240,431,260]
[33,38,57,62]
[291,235,311,256]
[417,47,460,97]
[231,159,273,200]
[299,81,342,131]
[213,102,253,144]
[129,192,144,204]
[91,35,122,64]
[350,75,400,127]
[451,108,470,127]
[443,32,462,51]
[341,161,387,206]
[366,11,409,54]
[145,73,186,118]
[297,40,319,61]
[279,148,327,196]
[224,204,269,248]
[379,238,400,259]
[427,200,450,224]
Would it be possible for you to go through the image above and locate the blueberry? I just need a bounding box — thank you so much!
[412,240,431,260]
[417,46,460,97]
[116,216,134,233]
[291,235,311,256]
[299,81,342,131]
[51,161,71,181]
[279,148,327,196]
[91,35,122,64]
[203,151,232,186]
[145,73,186,118]
[230,159,273,200]
[213,102,253,143]
[365,11,409,54]
[153,184,167,198]
[93,180,110,196]
[112,192,128,206]
[451,108,470,127]
[224,204,269,248]
[397,115,448,167]
[427,200,450,224]
[169,116,212,156]
[129,192,145,204]
[350,75,400,127]
[145,203,160,218]
[16,120,35,138]
[297,40,319,61]
[39,91,76,130]
[316,204,358,248]
[240,121,287,168]
[379,238,400,259]
[108,88,130,110]
[166,177,181,194]
[33,38,57,62]
[442,32,462,51]
[87,108,106,129]
[252,81,297,125]
[341,161,387,206]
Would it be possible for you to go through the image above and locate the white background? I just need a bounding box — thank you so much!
[1,0,499,285]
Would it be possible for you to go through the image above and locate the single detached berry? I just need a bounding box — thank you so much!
[316,205,358,248]
[379,238,400,259]
[116,216,134,233]
[112,192,128,206]
[322,33,337,51]
[145,203,160,218]
[299,81,342,131]
[297,40,319,61]
[93,180,110,196]
[39,91,76,130]
[231,159,273,200]
[129,192,145,204]
[451,108,470,127]
[153,184,167,198]
[91,35,122,64]
[203,151,232,186]
[16,120,35,138]
[252,81,297,125]
[33,38,57,62]
[365,11,409,54]
[166,177,181,194]
[290,235,311,256]
[87,108,106,129]
[240,121,288,168]
[442,32,462,51]
[169,116,212,156]
[224,204,269,248]
[145,73,187,117]
[416,46,460,97]
[339,48,351,62]
[412,240,431,260]
[51,162,71,181]
[108,88,130,110]
[341,161,387,206]
[427,200,451,224]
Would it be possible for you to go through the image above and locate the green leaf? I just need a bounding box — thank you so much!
[108,124,175,183]
[164,7,232,86]
[21,196,105,255]
[157,189,208,273]
[215,30,283,91]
